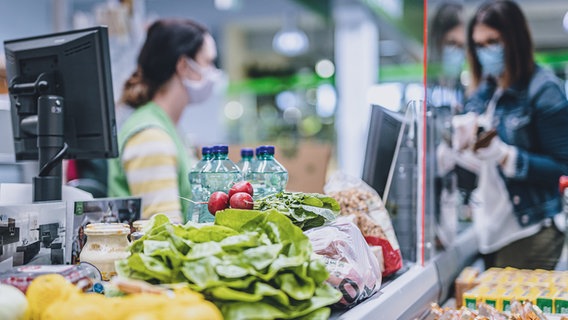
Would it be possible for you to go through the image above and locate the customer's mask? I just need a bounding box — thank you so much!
[476,44,505,79]
[441,45,465,79]
[183,59,221,104]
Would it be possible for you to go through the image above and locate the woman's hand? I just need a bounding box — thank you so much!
[473,136,517,177]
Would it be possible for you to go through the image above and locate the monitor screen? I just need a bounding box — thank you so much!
[4,26,118,201]
[361,104,407,200]
[4,26,118,161]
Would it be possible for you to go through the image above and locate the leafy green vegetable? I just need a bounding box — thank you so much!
[241,243,282,270]
[276,273,315,300]
[253,192,340,230]
[127,253,172,282]
[180,256,221,290]
[185,225,239,243]
[253,282,290,306]
[211,286,263,302]
[220,301,287,320]
[215,264,249,278]
[220,233,262,252]
[116,211,342,320]
[215,208,265,230]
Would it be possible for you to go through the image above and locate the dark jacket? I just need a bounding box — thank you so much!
[465,66,568,227]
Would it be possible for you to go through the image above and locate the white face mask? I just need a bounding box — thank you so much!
[441,45,465,79]
[183,59,221,104]
[476,43,505,79]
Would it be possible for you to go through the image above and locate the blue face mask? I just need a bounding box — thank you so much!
[441,45,465,79]
[476,43,505,79]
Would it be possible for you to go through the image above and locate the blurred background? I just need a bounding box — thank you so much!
[1,0,426,182]
[0,0,567,188]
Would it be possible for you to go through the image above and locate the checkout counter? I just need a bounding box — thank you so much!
[331,226,479,319]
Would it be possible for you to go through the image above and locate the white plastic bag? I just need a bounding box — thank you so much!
[324,172,402,277]
[305,217,382,308]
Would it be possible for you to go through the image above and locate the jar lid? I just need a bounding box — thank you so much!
[132,220,150,232]
[84,223,130,235]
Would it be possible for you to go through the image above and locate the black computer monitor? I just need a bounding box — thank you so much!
[361,104,408,201]
[4,26,118,201]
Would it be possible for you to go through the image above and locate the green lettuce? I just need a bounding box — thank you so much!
[116,211,342,320]
[253,192,340,230]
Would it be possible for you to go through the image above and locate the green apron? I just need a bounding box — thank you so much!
[108,102,192,222]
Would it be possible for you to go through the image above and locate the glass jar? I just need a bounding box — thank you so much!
[80,223,131,281]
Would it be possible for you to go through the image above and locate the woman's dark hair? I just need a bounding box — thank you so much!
[121,19,208,108]
[467,0,534,89]
[429,1,463,62]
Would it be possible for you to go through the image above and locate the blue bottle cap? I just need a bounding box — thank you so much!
[241,148,254,157]
[213,145,229,154]
[264,145,275,155]
[255,146,265,156]
[202,146,212,155]
[257,145,275,156]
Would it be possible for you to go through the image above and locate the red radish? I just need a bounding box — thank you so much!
[229,181,254,199]
[229,192,254,210]
[208,191,229,215]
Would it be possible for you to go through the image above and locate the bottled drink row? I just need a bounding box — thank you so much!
[188,145,289,223]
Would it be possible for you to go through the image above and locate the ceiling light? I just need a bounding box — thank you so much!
[272,13,309,57]
[215,0,240,11]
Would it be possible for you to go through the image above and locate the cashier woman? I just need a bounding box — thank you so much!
[108,19,221,223]
[449,0,568,270]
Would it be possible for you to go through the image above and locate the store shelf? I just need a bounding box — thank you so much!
[331,226,479,319]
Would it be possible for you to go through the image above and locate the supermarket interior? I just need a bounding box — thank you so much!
[1,0,568,319]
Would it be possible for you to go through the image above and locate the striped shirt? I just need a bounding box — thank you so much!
[122,127,182,223]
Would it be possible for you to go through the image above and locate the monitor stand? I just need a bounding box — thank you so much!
[33,95,66,202]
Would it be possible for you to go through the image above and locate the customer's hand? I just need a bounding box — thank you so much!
[451,112,478,151]
[474,135,509,161]
[474,135,517,177]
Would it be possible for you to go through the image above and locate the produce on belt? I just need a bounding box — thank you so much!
[25,273,79,320]
[229,181,254,198]
[254,192,340,230]
[229,192,254,210]
[116,211,342,320]
[24,274,222,320]
[0,283,28,320]
[208,191,230,215]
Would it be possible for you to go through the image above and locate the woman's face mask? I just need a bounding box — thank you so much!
[476,43,505,79]
[183,58,221,104]
[442,45,465,79]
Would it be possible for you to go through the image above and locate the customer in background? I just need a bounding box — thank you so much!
[428,0,466,112]
[108,18,221,223]
[455,0,568,270]
[429,1,468,248]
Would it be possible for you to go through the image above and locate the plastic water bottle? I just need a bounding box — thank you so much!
[247,145,288,199]
[236,148,254,180]
[200,145,242,223]
[187,146,213,223]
